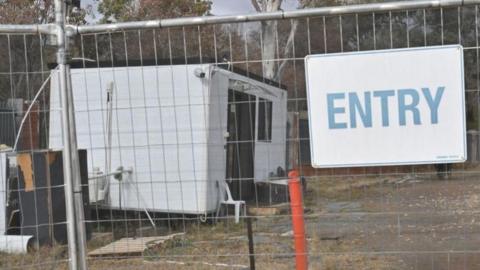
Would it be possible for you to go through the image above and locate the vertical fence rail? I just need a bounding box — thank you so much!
[54,0,81,269]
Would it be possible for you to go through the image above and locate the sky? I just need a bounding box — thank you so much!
[82,0,300,23]
[212,0,299,15]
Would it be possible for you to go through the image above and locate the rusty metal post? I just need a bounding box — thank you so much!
[246,217,256,270]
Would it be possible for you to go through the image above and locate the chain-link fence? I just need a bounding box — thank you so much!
[1,0,480,269]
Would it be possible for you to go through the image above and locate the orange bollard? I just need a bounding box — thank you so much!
[288,170,308,270]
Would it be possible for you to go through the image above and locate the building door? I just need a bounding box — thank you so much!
[225,89,256,201]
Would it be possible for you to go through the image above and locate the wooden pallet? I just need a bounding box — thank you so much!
[248,203,290,216]
[88,233,184,257]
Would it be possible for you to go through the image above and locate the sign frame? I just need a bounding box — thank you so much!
[305,45,467,168]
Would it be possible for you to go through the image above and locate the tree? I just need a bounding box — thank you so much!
[0,0,87,148]
[251,0,349,81]
[0,0,86,24]
[250,0,364,168]
[0,0,54,24]
[98,0,211,22]
[250,0,281,80]
[93,0,212,65]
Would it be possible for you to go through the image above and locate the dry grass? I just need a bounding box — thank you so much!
[0,219,406,269]
[309,235,408,270]
[0,245,69,270]
[7,172,475,269]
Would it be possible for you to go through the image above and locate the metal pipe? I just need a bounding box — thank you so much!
[66,65,89,270]
[282,0,478,18]
[0,235,35,254]
[0,24,54,35]
[88,169,133,180]
[12,74,52,151]
[71,0,480,34]
[104,82,114,206]
[1,0,478,36]
[63,5,89,270]
[58,60,78,270]
[55,0,86,269]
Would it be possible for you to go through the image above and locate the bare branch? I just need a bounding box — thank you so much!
[267,0,282,12]
[275,20,299,81]
[250,0,262,12]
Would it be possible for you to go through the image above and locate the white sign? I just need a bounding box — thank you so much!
[305,45,466,168]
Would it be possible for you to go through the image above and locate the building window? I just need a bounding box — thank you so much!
[258,98,272,142]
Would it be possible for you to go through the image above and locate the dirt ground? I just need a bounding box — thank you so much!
[303,174,480,270]
[2,169,480,269]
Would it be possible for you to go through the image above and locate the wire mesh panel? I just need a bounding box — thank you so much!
[0,33,76,269]
[1,2,480,270]
[73,6,479,269]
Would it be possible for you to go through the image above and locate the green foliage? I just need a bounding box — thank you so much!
[0,0,86,24]
[98,0,212,23]
[98,0,131,22]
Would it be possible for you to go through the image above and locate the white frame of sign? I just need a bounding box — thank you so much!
[305,45,466,168]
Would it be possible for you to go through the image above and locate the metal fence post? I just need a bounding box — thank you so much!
[55,0,88,269]
[67,63,89,270]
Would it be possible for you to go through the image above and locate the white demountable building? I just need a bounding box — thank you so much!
[49,64,287,215]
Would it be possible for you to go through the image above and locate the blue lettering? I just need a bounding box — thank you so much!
[422,86,444,124]
[349,92,372,128]
[398,89,421,126]
[325,87,444,129]
[327,93,347,129]
[373,90,395,127]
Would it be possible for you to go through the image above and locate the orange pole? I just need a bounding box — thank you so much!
[288,170,308,270]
